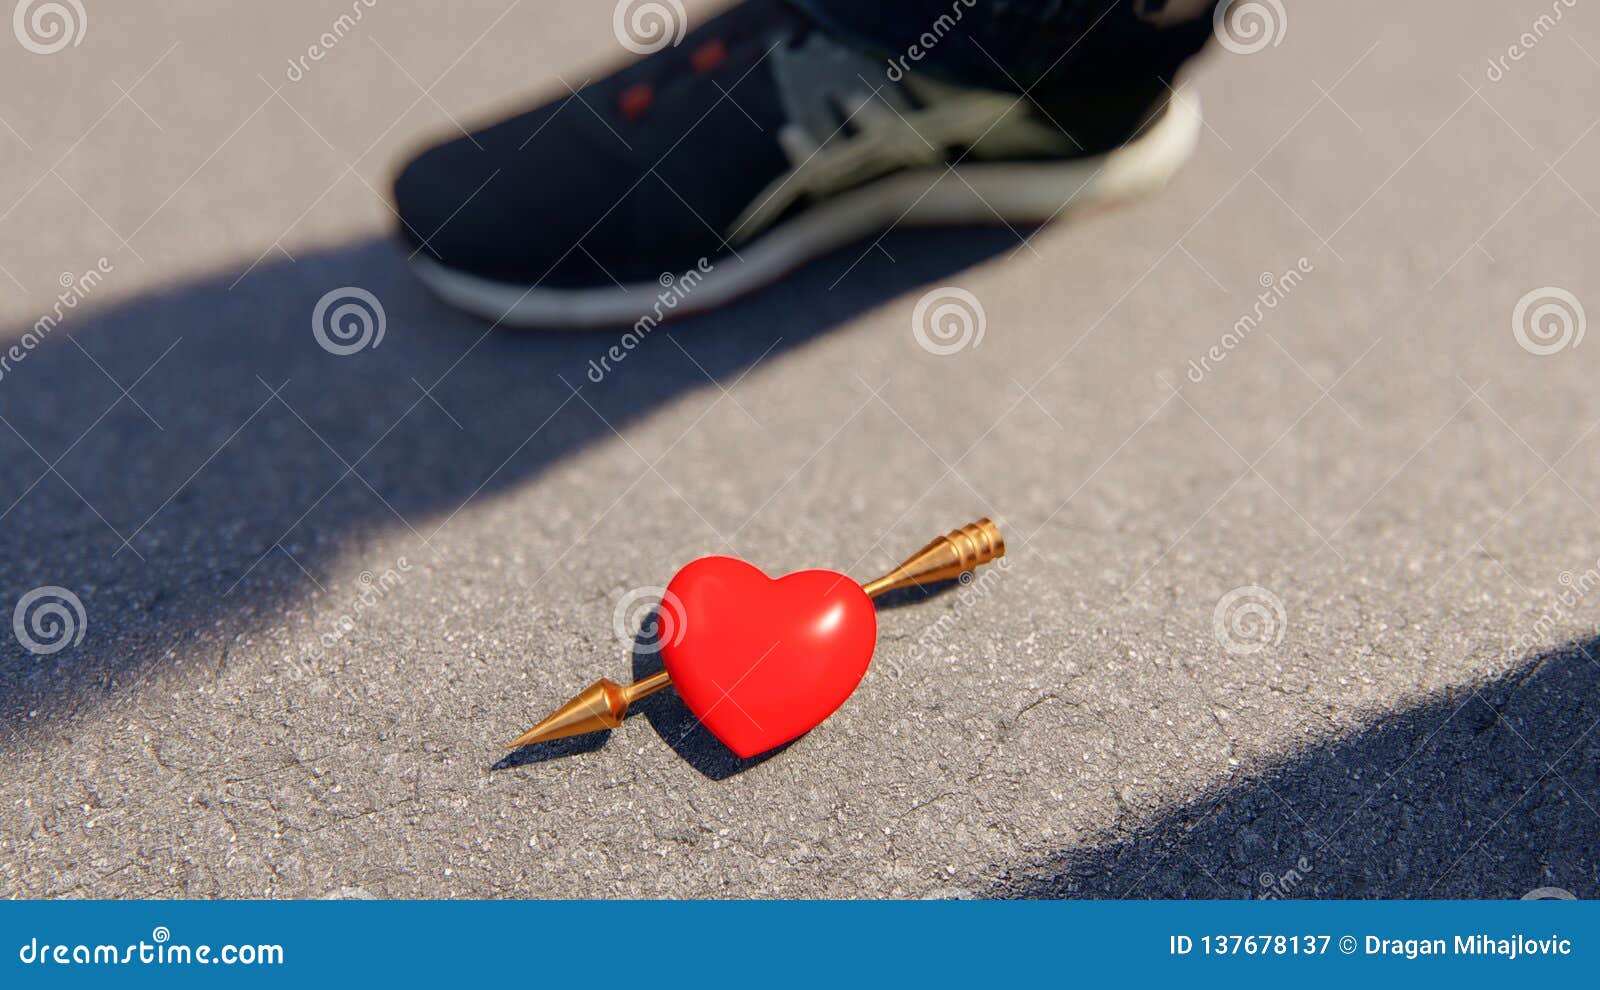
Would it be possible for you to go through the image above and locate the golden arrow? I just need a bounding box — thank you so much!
[507,518,1005,749]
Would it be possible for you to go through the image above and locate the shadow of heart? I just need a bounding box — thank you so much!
[630,613,792,780]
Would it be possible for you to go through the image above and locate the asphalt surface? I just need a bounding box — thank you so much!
[1,0,1598,899]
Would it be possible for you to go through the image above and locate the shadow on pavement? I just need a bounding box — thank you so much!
[492,729,611,771]
[626,618,793,781]
[0,227,1021,737]
[988,637,1600,899]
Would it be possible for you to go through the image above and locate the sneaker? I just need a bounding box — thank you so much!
[392,0,1202,329]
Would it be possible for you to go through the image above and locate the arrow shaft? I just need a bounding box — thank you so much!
[508,519,1004,749]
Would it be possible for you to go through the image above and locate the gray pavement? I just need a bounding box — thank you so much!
[1,0,1598,899]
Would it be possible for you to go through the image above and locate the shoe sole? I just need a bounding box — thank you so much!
[409,89,1203,330]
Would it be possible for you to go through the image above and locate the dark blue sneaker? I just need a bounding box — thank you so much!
[392,0,1200,328]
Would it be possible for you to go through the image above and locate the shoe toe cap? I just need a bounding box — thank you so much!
[392,137,499,266]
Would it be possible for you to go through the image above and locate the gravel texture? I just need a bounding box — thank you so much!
[1,0,1597,899]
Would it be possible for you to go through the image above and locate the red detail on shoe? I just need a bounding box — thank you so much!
[619,82,654,120]
[691,39,727,74]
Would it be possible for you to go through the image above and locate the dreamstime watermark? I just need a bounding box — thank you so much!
[1511,286,1584,356]
[912,286,986,356]
[312,286,386,355]
[0,257,113,386]
[1185,257,1312,384]
[285,0,378,82]
[12,0,86,55]
[890,555,1011,679]
[18,926,283,967]
[613,585,688,655]
[1212,0,1287,56]
[1485,0,1579,82]
[585,258,713,383]
[884,0,976,81]
[1505,555,1600,668]
[12,586,86,656]
[1213,585,1286,655]
[296,558,413,671]
[1522,886,1578,900]
[613,0,685,55]
[1258,855,1315,899]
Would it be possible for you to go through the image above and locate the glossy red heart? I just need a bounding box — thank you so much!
[661,556,877,758]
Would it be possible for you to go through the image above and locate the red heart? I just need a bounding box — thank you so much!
[661,556,877,758]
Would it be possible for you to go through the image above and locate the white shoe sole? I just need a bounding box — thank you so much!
[409,90,1203,330]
